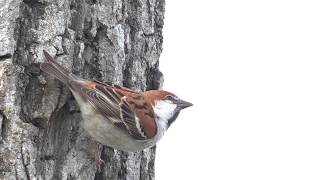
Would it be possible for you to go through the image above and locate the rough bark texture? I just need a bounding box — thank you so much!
[0,0,164,179]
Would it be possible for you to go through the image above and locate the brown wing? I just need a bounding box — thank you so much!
[114,87,157,139]
[71,80,157,140]
[71,81,121,121]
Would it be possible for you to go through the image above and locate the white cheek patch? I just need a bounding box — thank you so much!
[154,100,177,123]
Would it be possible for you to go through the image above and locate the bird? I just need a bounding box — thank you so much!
[40,50,192,153]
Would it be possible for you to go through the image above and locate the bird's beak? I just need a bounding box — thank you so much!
[176,99,193,109]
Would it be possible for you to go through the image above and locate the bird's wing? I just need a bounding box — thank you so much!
[71,80,157,140]
[112,86,157,139]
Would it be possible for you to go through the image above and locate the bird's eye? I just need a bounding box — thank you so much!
[165,95,175,101]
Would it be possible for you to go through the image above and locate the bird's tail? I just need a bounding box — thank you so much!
[40,50,76,85]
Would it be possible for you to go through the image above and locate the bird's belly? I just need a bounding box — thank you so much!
[71,91,158,151]
[80,104,156,151]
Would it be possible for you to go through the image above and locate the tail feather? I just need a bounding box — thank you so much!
[40,50,74,85]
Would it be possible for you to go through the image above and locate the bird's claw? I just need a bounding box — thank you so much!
[95,144,105,172]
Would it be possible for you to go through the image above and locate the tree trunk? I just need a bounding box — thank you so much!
[0,0,164,179]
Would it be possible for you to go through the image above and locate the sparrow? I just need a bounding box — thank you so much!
[40,50,193,152]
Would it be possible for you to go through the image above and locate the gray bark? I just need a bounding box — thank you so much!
[0,0,165,179]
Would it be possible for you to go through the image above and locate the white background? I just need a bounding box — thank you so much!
[156,0,320,179]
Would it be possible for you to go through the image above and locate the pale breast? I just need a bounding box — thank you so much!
[72,90,164,151]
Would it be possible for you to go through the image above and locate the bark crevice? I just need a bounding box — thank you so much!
[0,111,7,143]
[0,54,12,61]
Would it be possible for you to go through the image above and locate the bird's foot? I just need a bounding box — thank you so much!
[95,143,105,172]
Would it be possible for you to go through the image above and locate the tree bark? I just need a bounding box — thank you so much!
[0,0,164,179]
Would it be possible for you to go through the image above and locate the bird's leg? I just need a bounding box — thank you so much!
[95,143,105,172]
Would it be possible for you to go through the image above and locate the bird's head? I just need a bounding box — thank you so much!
[144,90,193,128]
